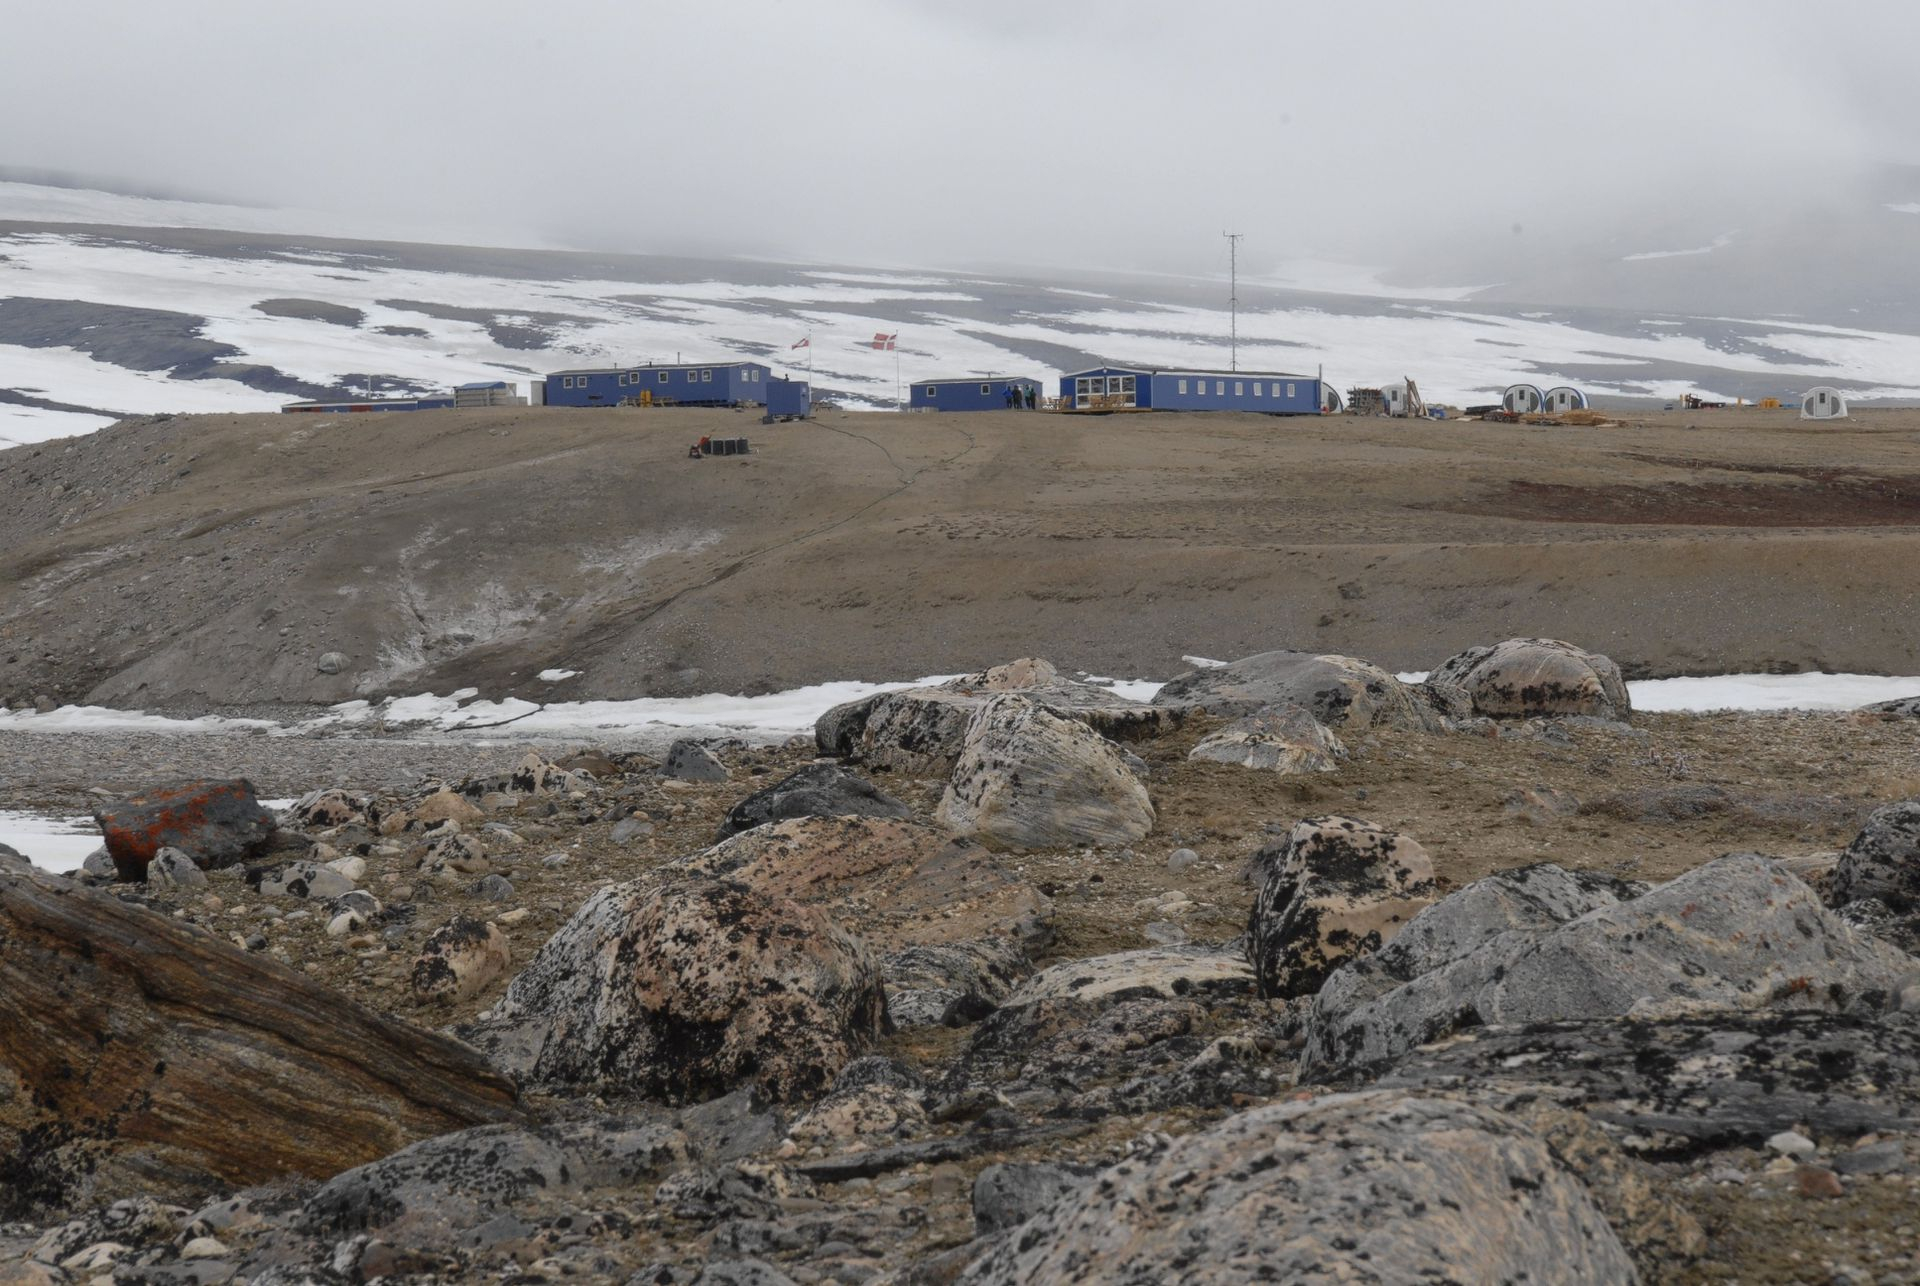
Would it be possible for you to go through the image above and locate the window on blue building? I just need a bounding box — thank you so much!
[1215,381,1225,395]
[702,370,713,382]
[980,384,991,395]
[1235,382,1244,396]
[1178,379,1188,394]
[926,386,937,397]
[1287,383,1296,398]
[658,372,668,383]
[1254,383,1263,396]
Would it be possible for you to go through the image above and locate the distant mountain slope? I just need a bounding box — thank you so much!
[5,179,1920,446]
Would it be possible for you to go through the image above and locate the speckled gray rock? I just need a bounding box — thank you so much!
[1247,816,1436,999]
[244,859,354,900]
[460,879,888,1103]
[692,1261,801,1286]
[936,695,1153,851]
[1003,947,1255,1008]
[1151,651,1436,731]
[1303,854,1914,1082]
[816,659,1176,775]
[304,1117,690,1242]
[664,740,729,783]
[971,1161,1094,1235]
[1429,637,1631,720]
[955,1090,1635,1284]
[715,762,911,840]
[411,915,511,1005]
[1862,696,1920,719]
[1832,800,1920,911]
[883,938,1028,1028]
[1372,1012,1920,1147]
[146,846,208,890]
[1186,706,1345,773]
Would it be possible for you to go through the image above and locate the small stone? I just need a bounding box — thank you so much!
[1167,848,1199,873]
[316,651,347,675]
[475,874,514,902]
[80,847,117,880]
[327,910,367,937]
[1143,920,1188,946]
[1768,1130,1817,1158]
[147,846,209,890]
[541,852,570,869]
[181,1236,230,1259]
[664,740,729,783]
[1795,1165,1844,1198]
[497,907,531,925]
[611,817,655,845]
[326,854,367,882]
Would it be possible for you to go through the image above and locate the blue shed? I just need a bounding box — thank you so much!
[908,376,1042,412]
[766,378,811,420]
[545,361,773,408]
[1059,366,1323,414]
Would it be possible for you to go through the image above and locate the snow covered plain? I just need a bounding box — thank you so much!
[10,180,1920,446]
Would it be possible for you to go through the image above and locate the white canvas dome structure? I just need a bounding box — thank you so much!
[1502,383,1546,414]
[1801,386,1848,420]
[1321,384,1344,413]
[1544,386,1588,413]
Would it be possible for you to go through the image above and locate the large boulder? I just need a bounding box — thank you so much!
[1004,947,1257,1009]
[0,867,522,1212]
[460,879,888,1104]
[1151,650,1435,731]
[816,659,1177,775]
[410,916,512,1006]
[1186,706,1344,773]
[93,779,277,881]
[936,695,1154,850]
[1247,817,1436,999]
[1831,800,1920,911]
[1862,696,1920,719]
[1302,853,1915,1082]
[955,1090,1634,1284]
[673,816,1052,957]
[715,763,912,840]
[1429,637,1631,720]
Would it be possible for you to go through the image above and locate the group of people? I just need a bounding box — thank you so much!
[1004,384,1039,410]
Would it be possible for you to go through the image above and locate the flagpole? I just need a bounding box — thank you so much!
[895,337,902,411]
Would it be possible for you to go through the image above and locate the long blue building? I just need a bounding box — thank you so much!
[908,376,1043,412]
[545,361,774,408]
[1059,365,1325,414]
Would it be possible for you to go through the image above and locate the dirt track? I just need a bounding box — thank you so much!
[3,403,1920,708]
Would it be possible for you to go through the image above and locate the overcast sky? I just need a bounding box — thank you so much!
[3,0,1916,277]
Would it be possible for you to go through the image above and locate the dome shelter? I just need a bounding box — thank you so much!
[1800,386,1848,420]
[1543,386,1588,413]
[1501,384,1546,414]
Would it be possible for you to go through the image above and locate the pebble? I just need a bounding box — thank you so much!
[326,854,367,881]
[1166,848,1198,872]
[1796,1165,1845,1198]
[476,874,514,902]
[1769,1130,1818,1158]
[180,1236,230,1259]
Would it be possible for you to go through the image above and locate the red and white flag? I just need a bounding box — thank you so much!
[870,332,897,351]
[791,336,810,349]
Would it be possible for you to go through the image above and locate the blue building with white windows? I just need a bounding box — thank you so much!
[908,376,1043,412]
[1059,365,1325,414]
[544,361,774,407]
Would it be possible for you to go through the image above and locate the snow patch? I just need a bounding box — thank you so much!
[1622,232,1738,262]
[0,809,99,873]
[538,669,579,682]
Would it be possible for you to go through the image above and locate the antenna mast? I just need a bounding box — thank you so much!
[1223,231,1243,371]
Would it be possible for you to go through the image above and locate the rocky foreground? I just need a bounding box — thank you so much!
[5,641,1920,1284]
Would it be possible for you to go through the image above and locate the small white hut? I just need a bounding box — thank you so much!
[1502,383,1546,414]
[1544,385,1588,413]
[1380,380,1412,416]
[1800,386,1848,420]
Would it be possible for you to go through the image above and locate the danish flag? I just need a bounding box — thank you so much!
[870,332,897,351]
[791,336,809,348]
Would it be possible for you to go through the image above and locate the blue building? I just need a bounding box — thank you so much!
[545,361,773,408]
[766,378,811,420]
[909,376,1042,412]
[1059,365,1324,414]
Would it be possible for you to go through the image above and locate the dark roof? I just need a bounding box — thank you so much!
[916,375,1039,385]
[545,361,765,377]
[1065,364,1315,379]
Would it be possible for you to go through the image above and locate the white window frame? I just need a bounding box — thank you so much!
[981,383,992,395]
[1215,380,1225,395]
[1287,382,1296,398]
[657,371,669,383]
[1177,378,1188,394]
[1234,381,1244,396]
[1254,382,1263,397]
[617,373,628,386]
[702,370,713,383]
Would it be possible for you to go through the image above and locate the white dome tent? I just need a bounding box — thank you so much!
[1502,383,1546,414]
[1544,386,1588,413]
[1801,386,1848,420]
[1320,384,1344,414]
